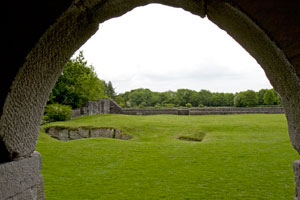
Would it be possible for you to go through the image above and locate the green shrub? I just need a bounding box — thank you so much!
[163,103,176,108]
[155,103,161,108]
[198,104,204,108]
[234,90,258,107]
[44,104,71,122]
[185,103,192,108]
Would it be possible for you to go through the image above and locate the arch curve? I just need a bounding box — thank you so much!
[1,0,300,199]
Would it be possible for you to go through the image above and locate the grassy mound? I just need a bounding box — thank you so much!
[37,114,298,199]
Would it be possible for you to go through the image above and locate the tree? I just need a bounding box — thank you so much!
[263,89,276,105]
[211,93,226,106]
[160,90,176,106]
[48,51,107,108]
[234,94,243,107]
[224,93,234,106]
[234,90,258,107]
[257,89,268,105]
[105,81,116,99]
[127,88,154,107]
[243,90,258,107]
[189,91,200,107]
[128,89,144,107]
[175,89,193,106]
[81,73,106,101]
[273,89,282,105]
[198,90,213,106]
[151,92,161,107]
[115,95,126,107]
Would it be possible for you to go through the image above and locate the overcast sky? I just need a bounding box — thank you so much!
[74,4,272,94]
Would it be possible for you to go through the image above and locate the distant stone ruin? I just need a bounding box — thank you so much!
[45,126,131,141]
[71,99,284,118]
[71,99,123,118]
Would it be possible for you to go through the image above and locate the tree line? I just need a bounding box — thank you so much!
[115,88,281,108]
[47,51,281,111]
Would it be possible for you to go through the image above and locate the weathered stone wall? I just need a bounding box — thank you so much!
[189,107,284,115]
[122,108,179,115]
[123,107,284,115]
[73,99,284,117]
[45,126,131,141]
[110,99,124,114]
[71,99,123,118]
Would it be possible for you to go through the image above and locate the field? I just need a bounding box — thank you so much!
[37,114,298,199]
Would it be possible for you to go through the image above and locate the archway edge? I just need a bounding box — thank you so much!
[1,0,300,198]
[2,0,299,158]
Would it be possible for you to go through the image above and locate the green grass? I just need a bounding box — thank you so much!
[37,114,298,199]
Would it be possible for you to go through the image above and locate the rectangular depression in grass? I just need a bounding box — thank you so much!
[37,114,298,199]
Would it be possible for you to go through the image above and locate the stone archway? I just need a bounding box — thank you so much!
[1,0,299,199]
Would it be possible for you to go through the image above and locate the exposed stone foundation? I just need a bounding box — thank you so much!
[45,126,131,141]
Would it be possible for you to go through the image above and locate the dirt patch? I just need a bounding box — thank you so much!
[176,132,206,142]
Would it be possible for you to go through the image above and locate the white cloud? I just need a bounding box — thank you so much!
[74,4,272,94]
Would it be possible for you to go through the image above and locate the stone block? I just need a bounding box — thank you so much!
[69,130,81,140]
[120,134,132,140]
[78,128,90,138]
[115,129,121,139]
[71,109,81,118]
[90,129,99,137]
[46,127,56,137]
[90,128,113,138]
[114,130,131,140]
[69,128,89,140]
[8,187,36,200]
[37,175,45,200]
[0,152,44,199]
[103,129,114,138]
[178,109,189,115]
[8,176,44,200]
[47,127,69,140]
[294,160,300,199]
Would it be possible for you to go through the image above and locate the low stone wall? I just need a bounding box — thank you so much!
[45,126,131,141]
[189,107,284,115]
[122,108,179,115]
[72,99,284,117]
[122,107,284,116]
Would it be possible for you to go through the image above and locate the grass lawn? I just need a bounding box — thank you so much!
[37,114,298,199]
